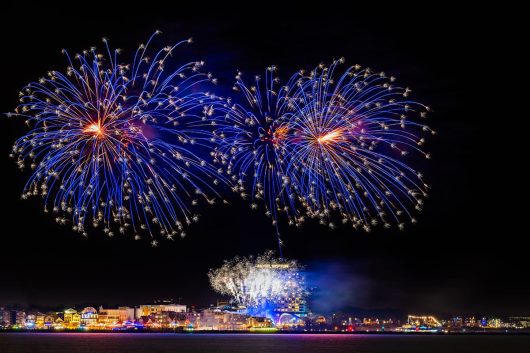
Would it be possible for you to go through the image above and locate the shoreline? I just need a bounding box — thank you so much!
[1,330,530,335]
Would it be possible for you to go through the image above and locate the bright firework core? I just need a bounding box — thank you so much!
[84,122,104,137]
[259,126,288,145]
[317,129,342,144]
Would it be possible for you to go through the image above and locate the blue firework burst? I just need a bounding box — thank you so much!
[288,59,434,231]
[210,66,306,247]
[9,32,223,244]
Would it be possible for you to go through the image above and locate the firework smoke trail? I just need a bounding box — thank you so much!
[208,251,306,318]
[287,58,434,231]
[9,31,224,245]
[210,66,305,255]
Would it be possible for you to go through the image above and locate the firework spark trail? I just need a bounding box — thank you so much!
[287,59,434,231]
[208,251,306,317]
[9,32,224,245]
[209,66,306,254]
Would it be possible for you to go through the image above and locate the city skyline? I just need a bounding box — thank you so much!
[2,299,530,333]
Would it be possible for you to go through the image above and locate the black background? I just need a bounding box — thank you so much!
[0,3,526,317]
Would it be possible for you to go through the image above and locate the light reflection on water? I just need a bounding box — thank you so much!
[0,333,528,353]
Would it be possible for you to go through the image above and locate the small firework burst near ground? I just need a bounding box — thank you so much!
[208,251,307,317]
[288,59,434,231]
[9,32,223,245]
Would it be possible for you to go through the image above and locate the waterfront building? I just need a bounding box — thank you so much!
[315,316,327,324]
[508,317,530,328]
[42,314,56,329]
[480,317,488,327]
[0,307,10,327]
[173,311,201,329]
[25,312,37,328]
[80,307,98,328]
[1,310,27,328]
[401,315,442,332]
[363,318,381,326]
[135,303,186,319]
[54,317,64,330]
[63,309,80,329]
[407,315,441,328]
[487,318,502,328]
[26,312,47,328]
[247,316,273,328]
[97,306,134,327]
[15,311,26,327]
[451,316,463,328]
[152,311,177,328]
[272,295,307,327]
[34,313,46,329]
[464,316,478,327]
[198,307,272,330]
[199,308,248,330]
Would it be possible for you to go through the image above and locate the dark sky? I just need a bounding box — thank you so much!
[1,4,526,317]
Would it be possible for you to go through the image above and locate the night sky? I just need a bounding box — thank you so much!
[1,4,526,317]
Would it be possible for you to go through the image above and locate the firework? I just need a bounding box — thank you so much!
[210,67,304,228]
[288,58,434,231]
[9,32,222,245]
[212,59,432,235]
[208,251,306,317]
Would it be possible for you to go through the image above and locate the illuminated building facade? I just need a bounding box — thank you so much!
[399,315,442,332]
[151,311,177,328]
[488,318,502,328]
[247,316,273,328]
[135,303,186,318]
[54,317,64,329]
[0,307,10,327]
[363,318,381,326]
[407,315,441,327]
[33,313,46,329]
[194,306,273,331]
[451,316,463,328]
[80,307,98,327]
[63,309,80,329]
[464,316,478,327]
[272,295,307,326]
[315,316,326,324]
[44,315,55,329]
[509,317,530,329]
[200,309,249,330]
[0,309,27,328]
[25,312,44,329]
[98,307,134,326]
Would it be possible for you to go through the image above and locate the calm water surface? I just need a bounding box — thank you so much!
[0,333,528,353]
